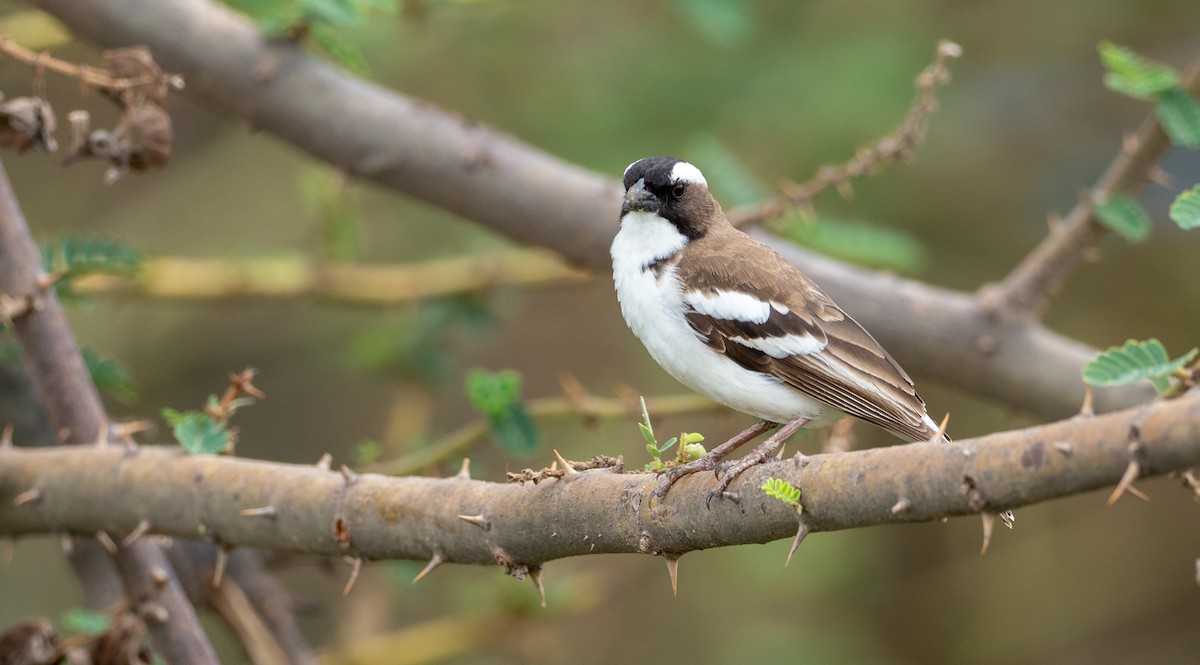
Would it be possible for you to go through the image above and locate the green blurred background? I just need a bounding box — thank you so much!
[2,0,1199,663]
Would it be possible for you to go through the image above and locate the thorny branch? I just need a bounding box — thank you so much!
[2,390,1199,578]
[730,39,963,228]
[0,34,183,93]
[982,47,1200,317]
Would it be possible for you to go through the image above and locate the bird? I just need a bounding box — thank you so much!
[612,156,949,505]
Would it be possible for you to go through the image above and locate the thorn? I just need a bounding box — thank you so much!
[774,443,786,461]
[529,565,547,608]
[1195,558,1200,587]
[92,418,109,448]
[122,519,151,547]
[1126,484,1151,502]
[12,488,41,507]
[1053,441,1074,456]
[1,424,12,448]
[890,498,911,514]
[552,449,578,476]
[663,555,679,596]
[96,531,118,555]
[1107,459,1142,506]
[454,458,471,480]
[412,551,445,584]
[212,546,229,588]
[239,506,277,519]
[340,465,359,486]
[113,420,152,452]
[1147,165,1173,188]
[315,453,332,471]
[150,565,170,587]
[980,512,996,555]
[3,535,12,565]
[342,556,363,596]
[785,523,809,567]
[457,514,489,530]
[60,534,74,556]
[1079,385,1094,418]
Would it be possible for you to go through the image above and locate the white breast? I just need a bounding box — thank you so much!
[611,213,837,426]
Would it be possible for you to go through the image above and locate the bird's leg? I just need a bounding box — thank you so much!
[650,420,775,502]
[708,417,810,506]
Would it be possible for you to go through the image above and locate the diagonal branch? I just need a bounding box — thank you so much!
[2,390,1197,568]
[982,48,1200,317]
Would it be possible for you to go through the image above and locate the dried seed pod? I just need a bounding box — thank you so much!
[0,97,57,153]
[102,46,169,107]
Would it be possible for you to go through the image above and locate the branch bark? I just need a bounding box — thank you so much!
[3,390,1197,568]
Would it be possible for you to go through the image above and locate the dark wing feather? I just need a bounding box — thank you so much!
[678,228,939,442]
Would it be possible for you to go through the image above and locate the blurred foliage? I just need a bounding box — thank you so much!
[638,395,705,471]
[1171,184,1200,228]
[223,0,397,73]
[59,608,110,636]
[464,367,539,456]
[38,235,139,298]
[301,167,362,262]
[1082,338,1197,393]
[1093,193,1152,242]
[346,296,494,383]
[770,214,928,273]
[1100,41,1200,148]
[81,346,139,403]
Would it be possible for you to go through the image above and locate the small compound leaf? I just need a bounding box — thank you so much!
[82,347,140,403]
[762,477,802,510]
[1155,87,1200,149]
[1093,194,1151,242]
[1082,338,1198,394]
[1098,41,1180,100]
[1170,185,1200,230]
[162,407,231,455]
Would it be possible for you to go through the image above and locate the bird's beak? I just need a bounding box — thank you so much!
[621,178,658,216]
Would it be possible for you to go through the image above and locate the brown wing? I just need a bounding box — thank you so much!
[678,227,939,442]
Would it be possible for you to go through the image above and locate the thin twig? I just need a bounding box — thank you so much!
[730,39,962,228]
[981,47,1200,317]
[0,34,182,92]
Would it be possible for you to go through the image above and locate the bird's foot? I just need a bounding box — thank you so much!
[706,416,811,507]
[650,453,724,504]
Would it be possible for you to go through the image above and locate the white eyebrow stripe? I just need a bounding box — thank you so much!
[686,289,776,324]
[729,333,826,359]
[670,161,707,186]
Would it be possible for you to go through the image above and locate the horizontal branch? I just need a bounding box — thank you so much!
[3,391,1197,568]
[73,249,587,305]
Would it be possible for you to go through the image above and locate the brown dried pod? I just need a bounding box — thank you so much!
[102,46,168,107]
[0,617,60,665]
[90,612,151,665]
[0,97,57,153]
[62,104,173,183]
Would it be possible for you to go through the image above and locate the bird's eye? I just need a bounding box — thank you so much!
[671,182,687,199]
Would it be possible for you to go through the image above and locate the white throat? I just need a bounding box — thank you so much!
[611,211,688,272]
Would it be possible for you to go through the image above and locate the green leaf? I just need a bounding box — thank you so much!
[39,235,140,296]
[762,477,802,510]
[1093,194,1152,242]
[61,607,111,635]
[1155,87,1200,149]
[353,439,382,465]
[680,432,705,445]
[682,441,706,461]
[1082,338,1198,393]
[300,0,362,25]
[769,215,927,274]
[488,402,539,456]
[638,422,656,447]
[465,368,522,417]
[310,22,369,75]
[162,408,232,455]
[82,347,139,403]
[671,0,755,48]
[658,437,678,453]
[1098,41,1179,100]
[1169,185,1200,229]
